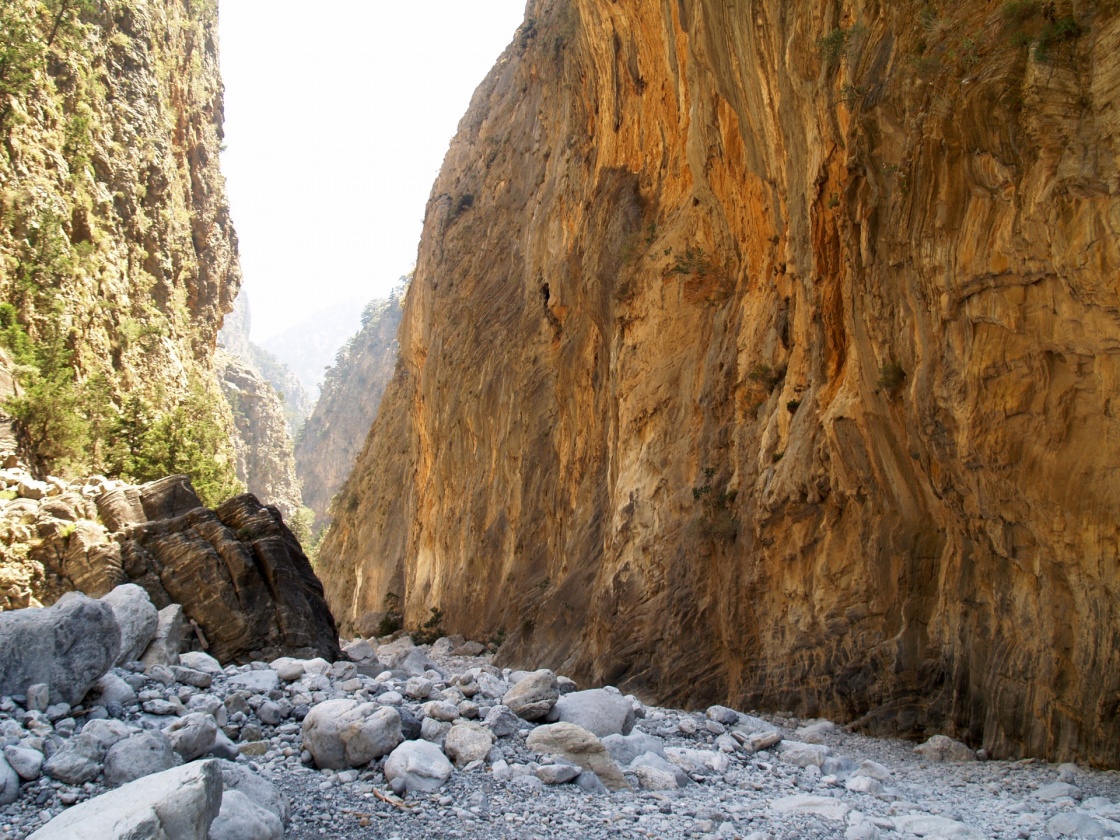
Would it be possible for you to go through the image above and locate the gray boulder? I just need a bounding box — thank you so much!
[301,699,402,769]
[554,688,635,737]
[602,731,667,765]
[101,584,158,665]
[4,745,44,781]
[227,669,280,694]
[179,651,222,675]
[208,790,284,840]
[165,713,218,761]
[0,592,121,705]
[44,719,132,784]
[91,672,138,708]
[503,669,559,721]
[383,739,454,794]
[526,722,629,791]
[218,760,290,826]
[103,731,177,786]
[140,604,187,667]
[483,705,522,738]
[27,759,222,840]
[0,752,18,805]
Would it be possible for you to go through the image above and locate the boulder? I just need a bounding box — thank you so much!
[630,751,691,788]
[913,735,976,763]
[27,759,222,840]
[104,482,342,664]
[553,688,635,737]
[165,713,219,761]
[444,721,494,767]
[0,591,121,705]
[502,669,559,721]
[217,760,290,827]
[4,745,44,781]
[140,605,187,668]
[301,699,402,769]
[227,669,280,694]
[0,752,18,805]
[103,731,177,786]
[179,651,222,675]
[43,737,102,785]
[537,763,581,784]
[91,673,138,708]
[602,731,667,765]
[383,739,454,794]
[101,584,158,665]
[771,794,850,822]
[525,722,629,791]
[665,747,731,776]
[483,705,521,738]
[208,790,284,840]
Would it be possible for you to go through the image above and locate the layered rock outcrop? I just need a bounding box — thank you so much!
[296,289,405,529]
[320,0,1120,767]
[0,468,339,662]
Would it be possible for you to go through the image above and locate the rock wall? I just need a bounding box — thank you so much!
[320,0,1120,767]
[0,0,241,483]
[295,290,405,530]
[216,349,303,523]
[217,291,307,522]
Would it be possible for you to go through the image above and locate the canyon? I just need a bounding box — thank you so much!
[319,0,1120,769]
[1,0,1118,787]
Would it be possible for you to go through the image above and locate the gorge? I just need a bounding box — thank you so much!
[0,0,1118,793]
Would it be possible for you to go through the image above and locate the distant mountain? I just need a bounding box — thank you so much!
[260,298,366,399]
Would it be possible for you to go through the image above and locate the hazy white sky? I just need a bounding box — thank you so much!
[218,1,527,342]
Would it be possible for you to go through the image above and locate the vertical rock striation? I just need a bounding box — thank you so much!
[320,0,1120,766]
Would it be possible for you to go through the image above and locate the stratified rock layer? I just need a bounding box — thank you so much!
[110,478,340,663]
[320,0,1120,766]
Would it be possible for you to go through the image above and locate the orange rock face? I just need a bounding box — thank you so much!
[319,0,1120,766]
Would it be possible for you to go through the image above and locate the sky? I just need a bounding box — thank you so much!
[218,1,528,343]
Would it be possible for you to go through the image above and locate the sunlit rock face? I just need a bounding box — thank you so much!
[319,0,1120,766]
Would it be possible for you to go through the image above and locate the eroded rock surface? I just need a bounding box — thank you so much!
[319,0,1120,766]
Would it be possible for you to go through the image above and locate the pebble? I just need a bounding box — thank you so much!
[0,636,1118,840]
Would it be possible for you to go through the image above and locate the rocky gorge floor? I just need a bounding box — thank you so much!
[2,618,1120,840]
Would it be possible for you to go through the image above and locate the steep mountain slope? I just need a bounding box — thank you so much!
[295,288,405,530]
[219,290,313,435]
[217,290,307,522]
[320,0,1120,767]
[0,0,241,502]
[260,298,364,398]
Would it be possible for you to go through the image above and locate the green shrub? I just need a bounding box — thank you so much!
[411,607,445,646]
[878,361,906,392]
[103,383,243,508]
[1035,17,1081,61]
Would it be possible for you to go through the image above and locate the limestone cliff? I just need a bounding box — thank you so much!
[0,0,241,501]
[215,349,303,523]
[321,0,1120,767]
[217,290,307,524]
[295,288,405,530]
[219,289,313,436]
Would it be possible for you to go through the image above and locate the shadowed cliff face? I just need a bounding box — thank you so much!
[320,0,1120,766]
[296,292,405,531]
